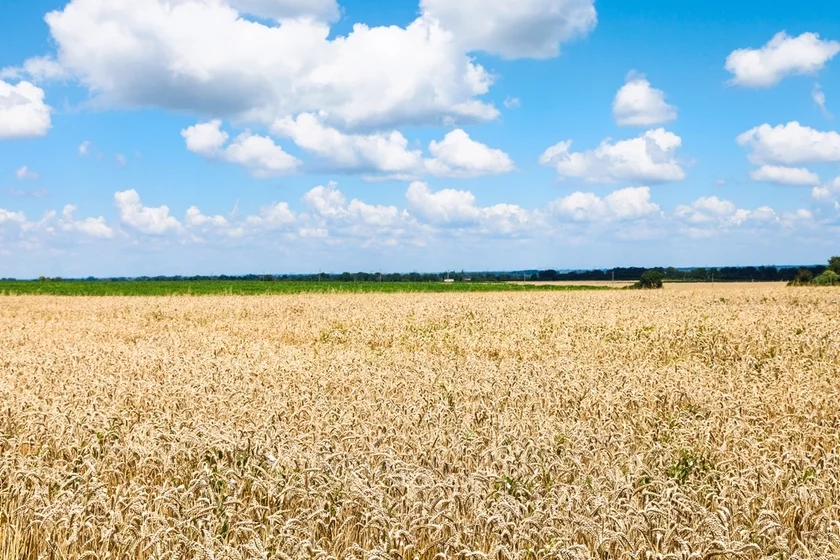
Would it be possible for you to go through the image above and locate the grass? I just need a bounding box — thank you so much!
[1,284,839,558]
[0,280,607,296]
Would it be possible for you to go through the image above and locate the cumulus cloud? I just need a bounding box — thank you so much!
[726,32,840,87]
[674,196,778,236]
[750,165,821,186]
[59,205,114,238]
[406,181,482,224]
[0,204,113,242]
[0,208,27,225]
[271,115,513,178]
[182,120,300,177]
[426,129,515,178]
[33,0,499,129]
[0,80,51,139]
[15,166,39,180]
[185,207,229,229]
[420,0,597,59]
[812,176,840,207]
[305,183,404,228]
[503,97,521,109]
[245,201,297,229]
[539,129,686,183]
[114,190,182,235]
[301,182,419,243]
[737,121,840,165]
[405,181,531,234]
[613,74,677,126]
[548,186,660,222]
[272,113,424,175]
[184,206,245,238]
[2,181,828,259]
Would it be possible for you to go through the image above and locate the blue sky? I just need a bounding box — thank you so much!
[2,0,840,277]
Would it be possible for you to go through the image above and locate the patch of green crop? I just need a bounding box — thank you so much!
[0,280,610,296]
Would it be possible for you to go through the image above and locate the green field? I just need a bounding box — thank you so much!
[0,280,608,296]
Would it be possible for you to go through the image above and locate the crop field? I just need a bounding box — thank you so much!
[0,281,605,297]
[1,284,839,559]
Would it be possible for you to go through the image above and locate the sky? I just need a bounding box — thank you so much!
[2,0,840,278]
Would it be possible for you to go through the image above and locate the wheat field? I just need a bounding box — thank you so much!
[1,284,839,559]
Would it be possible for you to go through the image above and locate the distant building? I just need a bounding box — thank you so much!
[443,278,455,283]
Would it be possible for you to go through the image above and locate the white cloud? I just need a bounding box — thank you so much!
[405,181,531,234]
[548,186,660,222]
[503,97,521,109]
[114,190,182,235]
[750,165,821,186]
[182,120,229,156]
[0,209,27,225]
[182,120,300,177]
[15,166,39,181]
[222,133,300,178]
[245,201,297,229]
[426,129,515,178]
[613,74,677,126]
[674,196,778,234]
[690,196,736,218]
[185,207,229,228]
[0,204,113,241]
[406,181,481,224]
[226,0,339,22]
[272,115,513,178]
[1,56,67,82]
[115,153,127,167]
[540,129,686,183]
[3,182,831,261]
[185,206,245,238]
[737,122,840,165]
[272,113,424,175]
[301,182,417,243]
[812,176,840,207]
[779,208,814,228]
[0,80,51,139]
[420,0,597,59]
[725,32,840,88]
[59,205,114,238]
[813,84,831,119]
[79,140,92,156]
[304,183,404,228]
[36,0,498,129]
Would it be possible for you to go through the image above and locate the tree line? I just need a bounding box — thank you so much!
[790,257,840,286]
[5,264,832,284]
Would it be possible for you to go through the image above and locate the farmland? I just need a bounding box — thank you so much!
[1,284,839,558]
[0,280,605,296]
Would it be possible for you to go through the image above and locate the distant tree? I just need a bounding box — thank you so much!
[815,270,839,286]
[635,270,664,290]
[828,256,840,275]
[790,268,814,286]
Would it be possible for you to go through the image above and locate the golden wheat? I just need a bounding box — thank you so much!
[1,284,839,559]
